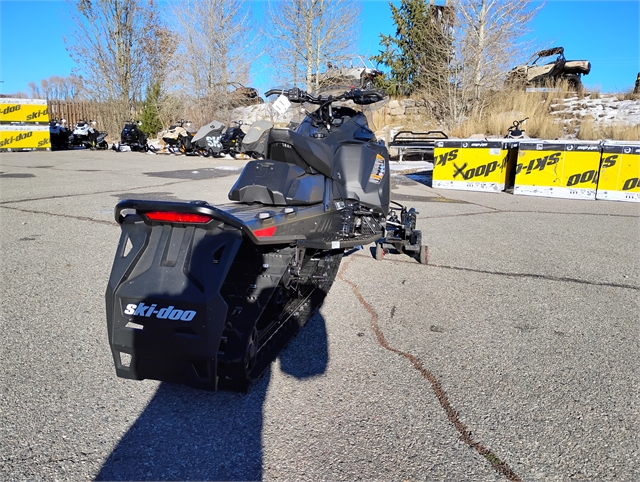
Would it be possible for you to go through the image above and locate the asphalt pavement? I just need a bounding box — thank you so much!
[1,149,638,481]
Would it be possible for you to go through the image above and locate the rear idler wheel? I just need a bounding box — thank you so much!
[244,327,258,373]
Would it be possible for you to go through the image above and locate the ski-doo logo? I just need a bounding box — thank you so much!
[601,155,617,168]
[516,152,561,175]
[26,108,48,121]
[0,130,33,148]
[453,160,500,180]
[566,169,597,187]
[435,149,458,166]
[206,135,221,148]
[123,303,196,321]
[2,104,21,115]
[622,177,640,191]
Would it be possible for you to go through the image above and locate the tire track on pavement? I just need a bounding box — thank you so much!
[338,256,523,482]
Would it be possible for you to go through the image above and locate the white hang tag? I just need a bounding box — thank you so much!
[272,95,291,115]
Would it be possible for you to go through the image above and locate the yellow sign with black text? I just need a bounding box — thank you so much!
[0,125,51,150]
[596,142,640,202]
[433,140,512,192]
[0,98,49,124]
[514,141,601,200]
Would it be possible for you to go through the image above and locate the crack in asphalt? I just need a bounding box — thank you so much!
[0,205,116,226]
[362,253,639,291]
[428,262,640,291]
[338,256,523,481]
[422,209,639,219]
[0,179,192,205]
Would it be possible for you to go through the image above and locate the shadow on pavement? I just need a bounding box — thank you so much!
[96,313,328,481]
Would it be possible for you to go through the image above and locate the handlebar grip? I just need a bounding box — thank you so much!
[264,89,286,97]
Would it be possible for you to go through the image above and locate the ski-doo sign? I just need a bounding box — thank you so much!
[124,302,196,321]
[433,139,511,192]
[0,98,49,123]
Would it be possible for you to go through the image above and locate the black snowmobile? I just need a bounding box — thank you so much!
[219,120,247,157]
[49,118,70,149]
[114,120,150,152]
[105,87,427,392]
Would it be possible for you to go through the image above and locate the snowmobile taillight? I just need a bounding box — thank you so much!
[253,226,277,237]
[144,211,212,224]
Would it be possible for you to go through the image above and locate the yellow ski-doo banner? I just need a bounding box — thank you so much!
[0,98,49,123]
[0,125,51,150]
[596,142,640,202]
[514,141,601,200]
[433,140,512,192]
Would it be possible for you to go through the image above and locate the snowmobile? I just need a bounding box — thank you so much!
[161,120,195,154]
[191,120,225,157]
[69,120,108,149]
[105,87,427,392]
[49,118,70,149]
[114,120,150,152]
[218,120,247,157]
[505,117,529,139]
[216,119,272,158]
[240,119,273,159]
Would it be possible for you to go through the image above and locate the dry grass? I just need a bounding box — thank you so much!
[449,86,567,139]
[577,117,640,140]
[618,90,640,101]
[586,88,601,100]
[401,79,639,141]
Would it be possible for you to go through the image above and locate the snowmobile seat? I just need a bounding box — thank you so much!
[228,160,325,206]
[266,129,333,178]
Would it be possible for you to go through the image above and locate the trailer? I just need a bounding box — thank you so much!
[388,130,448,163]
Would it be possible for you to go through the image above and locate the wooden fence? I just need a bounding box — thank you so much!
[47,100,100,127]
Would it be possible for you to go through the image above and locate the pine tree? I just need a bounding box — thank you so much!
[372,0,452,96]
[140,81,163,137]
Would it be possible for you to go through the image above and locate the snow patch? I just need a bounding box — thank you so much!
[551,94,640,126]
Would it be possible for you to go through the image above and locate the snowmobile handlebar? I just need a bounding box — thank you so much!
[510,117,529,129]
[265,87,385,106]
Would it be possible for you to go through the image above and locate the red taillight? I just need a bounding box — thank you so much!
[253,226,277,237]
[145,211,212,223]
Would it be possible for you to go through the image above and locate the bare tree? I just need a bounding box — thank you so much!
[456,0,542,101]
[65,0,170,108]
[28,75,84,100]
[410,0,541,126]
[169,0,254,116]
[263,0,361,91]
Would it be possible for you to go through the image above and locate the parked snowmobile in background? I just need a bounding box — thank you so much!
[240,119,273,159]
[114,120,150,152]
[161,120,195,153]
[105,87,427,393]
[49,118,70,149]
[69,120,108,149]
[218,120,247,157]
[505,117,529,139]
[191,120,225,157]
[215,119,272,158]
